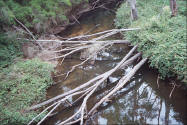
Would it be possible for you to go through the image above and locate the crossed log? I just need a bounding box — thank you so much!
[27,28,147,125]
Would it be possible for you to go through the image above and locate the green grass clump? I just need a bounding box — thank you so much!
[0,59,54,125]
[115,0,187,83]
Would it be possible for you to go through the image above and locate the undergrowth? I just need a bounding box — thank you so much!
[0,58,54,125]
[115,0,187,83]
[0,32,23,68]
[0,0,88,33]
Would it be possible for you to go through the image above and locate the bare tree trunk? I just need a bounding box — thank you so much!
[158,99,162,125]
[170,0,177,17]
[128,0,138,20]
[165,102,170,125]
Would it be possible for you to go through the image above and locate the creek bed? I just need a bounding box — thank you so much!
[43,8,187,125]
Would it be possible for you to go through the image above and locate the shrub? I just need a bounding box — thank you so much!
[0,1,15,25]
[115,0,187,83]
[0,32,23,68]
[0,58,54,125]
[114,2,131,28]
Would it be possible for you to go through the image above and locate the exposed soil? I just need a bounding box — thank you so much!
[21,36,61,65]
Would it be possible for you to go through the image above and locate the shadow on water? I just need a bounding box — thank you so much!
[87,65,187,125]
[43,8,187,125]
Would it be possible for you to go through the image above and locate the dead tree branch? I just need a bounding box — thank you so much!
[88,58,147,116]
[65,28,140,41]
[26,26,143,125]
[21,28,139,42]
[14,18,43,50]
[28,45,138,111]
[28,45,145,125]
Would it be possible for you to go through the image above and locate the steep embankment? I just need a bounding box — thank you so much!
[0,0,90,34]
[0,0,90,67]
[115,0,187,83]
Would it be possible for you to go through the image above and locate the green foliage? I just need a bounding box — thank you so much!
[114,2,131,28]
[0,0,88,32]
[0,1,15,25]
[0,59,54,125]
[0,32,23,68]
[115,0,187,83]
[71,0,88,5]
[58,0,88,6]
[58,0,72,6]
[177,0,187,16]
[0,0,64,32]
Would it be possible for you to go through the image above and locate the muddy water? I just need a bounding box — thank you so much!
[44,8,187,125]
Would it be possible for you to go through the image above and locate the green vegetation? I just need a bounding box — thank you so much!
[0,0,89,67]
[115,0,187,83]
[0,59,54,125]
[115,2,131,28]
[0,1,89,123]
[0,32,23,68]
[0,0,88,33]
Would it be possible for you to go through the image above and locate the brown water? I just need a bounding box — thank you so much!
[44,8,187,125]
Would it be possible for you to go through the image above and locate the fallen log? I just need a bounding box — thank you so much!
[58,58,147,125]
[26,27,143,125]
[28,45,146,125]
[30,40,130,44]
[28,45,138,111]
[49,40,129,61]
[18,28,139,42]
[17,28,138,43]
[88,58,147,115]
[17,28,138,65]
[57,46,139,125]
[65,28,140,41]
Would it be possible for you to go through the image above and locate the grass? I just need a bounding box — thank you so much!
[0,58,54,125]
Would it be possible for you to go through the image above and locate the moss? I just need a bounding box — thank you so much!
[0,59,54,125]
[115,0,187,83]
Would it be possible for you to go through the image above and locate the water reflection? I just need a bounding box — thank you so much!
[90,67,187,125]
[46,56,187,125]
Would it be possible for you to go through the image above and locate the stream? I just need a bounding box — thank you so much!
[43,8,187,125]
